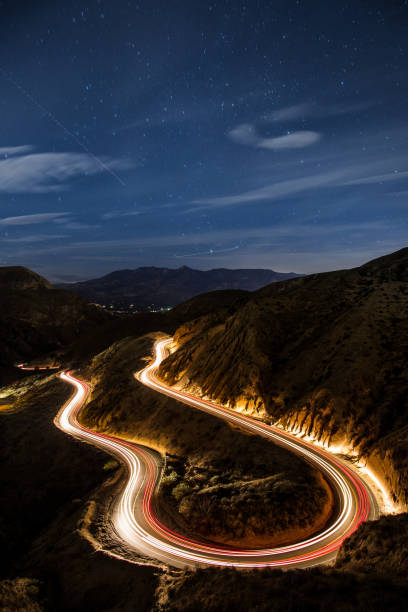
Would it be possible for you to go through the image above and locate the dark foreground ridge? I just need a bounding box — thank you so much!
[0,266,109,385]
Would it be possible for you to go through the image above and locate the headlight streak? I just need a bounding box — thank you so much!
[56,339,379,569]
[17,364,58,371]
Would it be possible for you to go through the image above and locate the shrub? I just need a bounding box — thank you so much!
[172,482,192,501]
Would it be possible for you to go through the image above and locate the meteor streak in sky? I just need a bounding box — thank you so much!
[174,245,240,258]
[0,66,126,186]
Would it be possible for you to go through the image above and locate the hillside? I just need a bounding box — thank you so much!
[0,266,109,384]
[158,247,408,508]
[61,289,249,368]
[57,265,301,309]
[0,263,250,383]
[79,334,332,548]
[0,368,158,611]
[2,351,408,611]
[0,266,53,292]
[156,513,408,611]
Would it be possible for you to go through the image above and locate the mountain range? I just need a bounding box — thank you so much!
[56,265,301,309]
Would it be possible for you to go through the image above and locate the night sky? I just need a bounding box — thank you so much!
[0,1,407,281]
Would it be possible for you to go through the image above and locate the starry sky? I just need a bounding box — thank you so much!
[0,0,407,281]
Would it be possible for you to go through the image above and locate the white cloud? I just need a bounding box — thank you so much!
[228,123,259,147]
[0,212,70,225]
[50,216,101,230]
[264,100,376,123]
[390,190,408,197]
[0,150,131,193]
[193,168,347,207]
[10,221,388,253]
[267,103,312,122]
[5,220,403,278]
[102,210,140,219]
[342,170,408,186]
[58,221,100,230]
[0,145,35,156]
[192,155,408,209]
[3,234,69,243]
[229,123,321,151]
[259,131,321,150]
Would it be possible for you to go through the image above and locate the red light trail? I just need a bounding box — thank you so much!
[55,338,380,568]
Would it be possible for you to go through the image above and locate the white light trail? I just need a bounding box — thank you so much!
[55,338,380,568]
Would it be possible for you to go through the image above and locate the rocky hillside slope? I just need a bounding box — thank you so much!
[159,247,408,508]
[156,515,408,612]
[80,334,332,548]
[57,265,301,309]
[0,266,109,383]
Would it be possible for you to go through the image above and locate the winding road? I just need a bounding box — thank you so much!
[55,338,379,568]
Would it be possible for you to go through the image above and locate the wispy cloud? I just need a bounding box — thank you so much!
[267,103,312,122]
[343,170,408,186]
[390,190,408,197]
[229,123,321,150]
[0,148,132,193]
[102,210,140,220]
[193,168,347,207]
[192,148,408,209]
[0,145,35,156]
[3,234,69,243]
[228,123,258,146]
[6,220,390,254]
[259,131,321,150]
[0,212,70,225]
[58,221,100,230]
[264,100,376,123]
[4,220,404,276]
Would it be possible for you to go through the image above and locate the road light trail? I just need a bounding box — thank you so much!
[56,338,379,568]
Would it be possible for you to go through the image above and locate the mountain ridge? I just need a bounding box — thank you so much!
[158,246,408,508]
[0,266,53,293]
[56,265,302,309]
[0,265,110,383]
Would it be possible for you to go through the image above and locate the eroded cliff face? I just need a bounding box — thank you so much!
[158,248,408,508]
